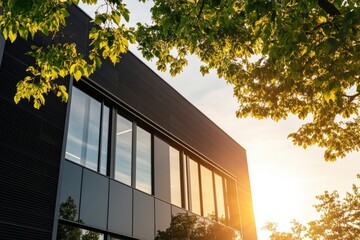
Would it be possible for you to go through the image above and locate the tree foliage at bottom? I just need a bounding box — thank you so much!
[264,175,360,240]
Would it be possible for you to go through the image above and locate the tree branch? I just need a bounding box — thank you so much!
[343,93,360,103]
[197,0,205,22]
[318,0,341,16]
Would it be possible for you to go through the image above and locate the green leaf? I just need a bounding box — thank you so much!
[112,11,120,25]
[9,30,17,42]
[74,70,82,81]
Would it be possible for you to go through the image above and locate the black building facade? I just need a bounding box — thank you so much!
[0,5,257,240]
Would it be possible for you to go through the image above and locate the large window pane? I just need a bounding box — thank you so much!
[170,147,181,207]
[136,126,152,194]
[182,154,189,210]
[226,179,241,229]
[189,158,201,215]
[57,224,104,240]
[215,173,226,223]
[99,106,109,174]
[201,166,215,219]
[115,114,132,186]
[65,87,103,172]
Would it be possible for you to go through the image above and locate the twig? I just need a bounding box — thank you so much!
[197,0,206,22]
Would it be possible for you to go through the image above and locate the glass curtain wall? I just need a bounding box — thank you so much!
[65,87,238,228]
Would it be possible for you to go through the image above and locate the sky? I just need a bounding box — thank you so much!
[80,2,360,239]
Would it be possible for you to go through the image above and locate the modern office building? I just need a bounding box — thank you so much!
[0,5,257,240]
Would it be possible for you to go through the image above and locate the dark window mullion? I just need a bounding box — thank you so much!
[187,156,193,212]
[109,107,117,179]
[180,151,185,209]
[97,102,104,173]
[151,134,155,196]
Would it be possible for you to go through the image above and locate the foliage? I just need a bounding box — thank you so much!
[57,196,101,240]
[263,220,307,240]
[264,175,360,239]
[0,0,134,108]
[0,0,359,160]
[155,213,238,240]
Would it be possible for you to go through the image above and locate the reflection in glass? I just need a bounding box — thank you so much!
[135,126,152,194]
[99,106,109,174]
[59,161,82,221]
[226,179,241,229]
[183,154,189,210]
[189,158,201,215]
[65,87,110,174]
[115,114,132,186]
[57,197,104,240]
[57,223,104,240]
[215,173,226,223]
[155,199,171,236]
[155,212,239,240]
[201,166,215,219]
[65,87,101,172]
[169,147,181,207]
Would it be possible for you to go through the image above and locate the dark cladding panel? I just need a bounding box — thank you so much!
[0,35,66,239]
[59,160,82,221]
[133,190,155,240]
[80,169,109,229]
[171,206,189,239]
[108,180,133,236]
[155,199,171,237]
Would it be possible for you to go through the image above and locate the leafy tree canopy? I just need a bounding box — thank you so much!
[0,0,359,160]
[264,175,360,240]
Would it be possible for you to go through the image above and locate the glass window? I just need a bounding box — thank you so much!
[226,179,241,229]
[57,224,104,240]
[59,161,82,222]
[169,147,181,207]
[99,106,109,174]
[189,158,201,215]
[182,154,189,210]
[65,87,109,173]
[215,173,226,223]
[115,114,132,186]
[135,126,152,194]
[201,166,215,219]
